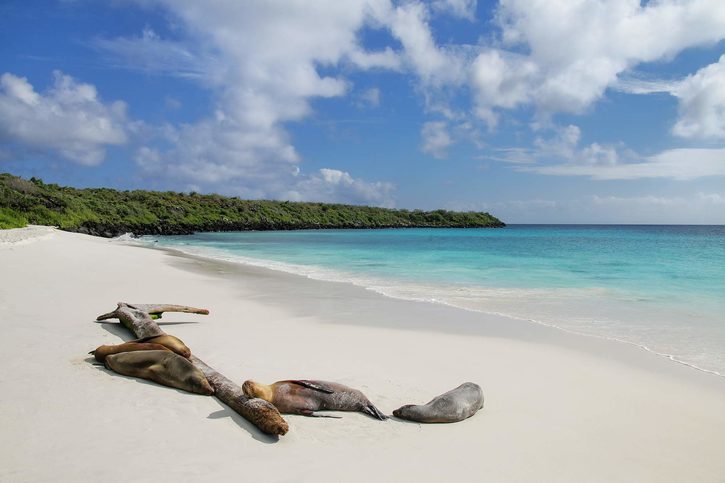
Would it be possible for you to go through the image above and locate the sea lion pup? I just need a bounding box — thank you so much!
[104,350,214,396]
[393,382,483,423]
[133,334,191,358]
[242,379,388,420]
[90,341,171,362]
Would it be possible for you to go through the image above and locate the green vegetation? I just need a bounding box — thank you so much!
[0,173,504,236]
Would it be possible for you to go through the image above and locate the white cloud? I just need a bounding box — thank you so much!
[672,54,725,139]
[93,1,473,201]
[386,2,466,87]
[529,147,725,180]
[0,71,127,165]
[288,168,395,207]
[85,0,725,195]
[358,87,381,108]
[470,49,538,124]
[611,76,678,95]
[105,1,392,199]
[347,47,402,70]
[421,121,452,158]
[471,0,725,119]
[489,123,725,180]
[93,27,210,80]
[431,0,477,21]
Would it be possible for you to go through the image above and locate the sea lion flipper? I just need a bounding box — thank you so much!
[298,409,342,418]
[133,335,156,343]
[290,380,335,394]
[363,404,389,421]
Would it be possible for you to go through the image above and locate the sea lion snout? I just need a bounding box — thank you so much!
[242,380,271,401]
[392,405,414,419]
[192,375,215,396]
[242,380,257,397]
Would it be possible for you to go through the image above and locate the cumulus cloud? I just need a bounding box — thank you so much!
[0,71,127,165]
[86,0,725,192]
[672,54,725,139]
[471,0,725,120]
[288,168,395,207]
[431,0,477,20]
[421,121,452,158]
[89,0,476,202]
[385,2,466,88]
[93,0,422,203]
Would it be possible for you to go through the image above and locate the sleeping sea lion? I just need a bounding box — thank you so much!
[393,382,483,423]
[134,334,191,358]
[90,341,171,362]
[242,379,388,420]
[104,350,214,395]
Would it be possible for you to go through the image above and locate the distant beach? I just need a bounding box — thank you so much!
[1,225,725,482]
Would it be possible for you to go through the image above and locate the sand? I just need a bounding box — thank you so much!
[1,226,724,482]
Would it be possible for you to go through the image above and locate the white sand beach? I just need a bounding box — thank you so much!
[1,226,724,482]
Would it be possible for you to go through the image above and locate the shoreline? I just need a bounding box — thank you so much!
[2,226,725,481]
[140,235,725,382]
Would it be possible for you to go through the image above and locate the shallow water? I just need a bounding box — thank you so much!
[144,225,725,376]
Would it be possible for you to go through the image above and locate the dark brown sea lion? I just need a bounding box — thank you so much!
[242,379,387,420]
[90,341,171,362]
[104,350,214,395]
[134,334,191,358]
[393,382,483,423]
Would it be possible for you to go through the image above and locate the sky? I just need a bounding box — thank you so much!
[1,0,724,224]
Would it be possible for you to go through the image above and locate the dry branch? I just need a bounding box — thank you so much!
[96,302,289,436]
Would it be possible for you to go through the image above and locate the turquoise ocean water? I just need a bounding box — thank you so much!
[143,226,725,376]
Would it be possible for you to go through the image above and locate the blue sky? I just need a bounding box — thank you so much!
[1,0,724,223]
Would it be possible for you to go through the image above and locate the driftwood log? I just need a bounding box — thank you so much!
[96,302,289,436]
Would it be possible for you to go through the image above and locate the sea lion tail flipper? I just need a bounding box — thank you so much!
[88,350,95,355]
[363,404,388,421]
[290,380,334,394]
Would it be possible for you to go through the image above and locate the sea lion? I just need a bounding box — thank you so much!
[134,334,191,358]
[90,341,171,362]
[393,382,483,423]
[242,379,388,420]
[104,350,214,395]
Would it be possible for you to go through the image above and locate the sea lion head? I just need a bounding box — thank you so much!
[242,380,274,402]
[392,404,418,420]
[186,371,215,396]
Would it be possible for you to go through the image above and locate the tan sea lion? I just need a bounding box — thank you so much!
[134,334,191,358]
[242,379,388,420]
[393,382,483,423]
[90,341,171,362]
[104,350,214,395]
